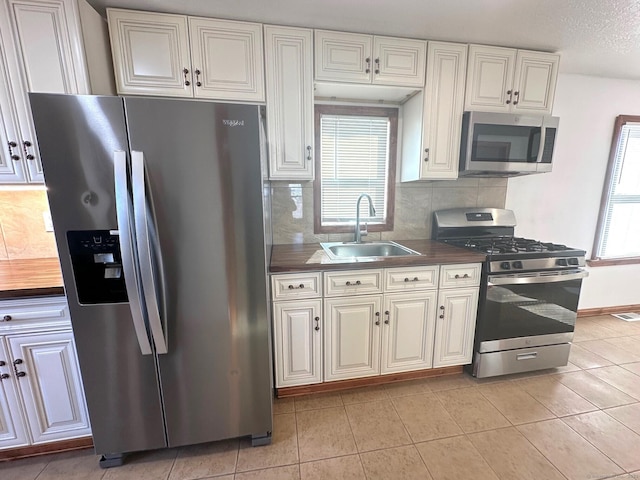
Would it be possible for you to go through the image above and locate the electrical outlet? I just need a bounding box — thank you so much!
[43,211,54,232]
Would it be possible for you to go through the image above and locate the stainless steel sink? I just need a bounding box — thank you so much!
[320,241,421,260]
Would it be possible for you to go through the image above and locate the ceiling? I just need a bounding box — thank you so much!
[86,0,640,80]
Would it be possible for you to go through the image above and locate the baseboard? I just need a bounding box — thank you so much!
[578,304,640,317]
[276,365,463,398]
[0,436,93,462]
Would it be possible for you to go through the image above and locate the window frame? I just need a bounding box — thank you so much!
[313,104,397,234]
[589,114,640,266]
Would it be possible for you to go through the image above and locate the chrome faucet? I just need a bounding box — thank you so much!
[354,193,376,243]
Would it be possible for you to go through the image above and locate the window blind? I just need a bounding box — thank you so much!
[598,122,640,258]
[319,114,390,225]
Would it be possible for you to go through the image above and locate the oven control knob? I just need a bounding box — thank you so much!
[556,258,568,267]
[512,261,523,269]
[500,262,511,270]
[568,258,579,266]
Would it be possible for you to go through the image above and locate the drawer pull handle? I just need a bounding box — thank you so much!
[314,316,320,331]
[2,315,11,321]
[287,284,305,290]
[404,277,420,282]
[454,273,470,279]
[0,373,9,380]
[517,352,538,361]
[345,280,361,286]
[16,371,26,378]
[374,311,380,325]
[384,310,390,325]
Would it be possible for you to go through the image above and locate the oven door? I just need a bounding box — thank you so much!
[477,269,588,352]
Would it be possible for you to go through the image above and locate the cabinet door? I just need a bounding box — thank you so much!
[464,45,516,113]
[315,30,372,83]
[2,0,91,182]
[421,42,467,179]
[189,17,264,101]
[0,339,29,449]
[324,295,381,381]
[273,299,322,387]
[433,288,479,368]
[107,9,192,97]
[381,292,436,374]
[372,36,426,87]
[7,330,91,444]
[264,25,314,180]
[512,50,560,114]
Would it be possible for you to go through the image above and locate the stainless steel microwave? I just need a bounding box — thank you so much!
[459,111,560,177]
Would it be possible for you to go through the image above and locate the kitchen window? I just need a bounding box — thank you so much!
[313,105,397,233]
[591,115,640,265]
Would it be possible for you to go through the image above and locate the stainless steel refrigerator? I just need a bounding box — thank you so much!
[29,94,273,467]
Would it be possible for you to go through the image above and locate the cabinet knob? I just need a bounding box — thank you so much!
[365,57,371,74]
[306,145,312,161]
[11,155,20,161]
[314,316,320,331]
[384,310,390,324]
[439,306,445,310]
[0,360,5,366]
[13,359,23,365]
[374,57,380,74]
[375,311,380,325]
[464,274,470,278]
[439,314,444,319]
[16,371,26,378]
[424,148,429,162]
[0,373,9,380]
[2,315,11,321]
[195,69,202,87]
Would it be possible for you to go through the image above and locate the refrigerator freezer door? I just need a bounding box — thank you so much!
[29,94,167,455]
[124,98,272,447]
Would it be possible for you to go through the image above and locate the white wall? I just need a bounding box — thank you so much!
[506,73,640,309]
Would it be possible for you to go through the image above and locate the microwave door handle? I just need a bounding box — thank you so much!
[132,151,168,355]
[536,125,547,163]
[113,150,153,355]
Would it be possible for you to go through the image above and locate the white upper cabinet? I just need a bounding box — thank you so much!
[264,25,314,180]
[465,44,559,114]
[0,0,91,183]
[315,30,426,87]
[189,17,264,101]
[108,9,265,101]
[107,9,192,97]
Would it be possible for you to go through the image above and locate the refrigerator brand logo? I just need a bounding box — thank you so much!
[223,119,244,127]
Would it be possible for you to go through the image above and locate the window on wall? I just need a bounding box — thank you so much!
[591,115,640,264]
[313,105,397,234]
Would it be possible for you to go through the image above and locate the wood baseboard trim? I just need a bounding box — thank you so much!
[578,304,640,317]
[0,436,93,462]
[276,365,463,398]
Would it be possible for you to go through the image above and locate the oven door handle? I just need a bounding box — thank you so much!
[488,270,589,285]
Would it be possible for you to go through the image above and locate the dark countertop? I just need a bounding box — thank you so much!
[270,239,486,273]
[0,258,65,299]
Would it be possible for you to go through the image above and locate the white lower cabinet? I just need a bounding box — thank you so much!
[0,297,90,451]
[433,288,479,368]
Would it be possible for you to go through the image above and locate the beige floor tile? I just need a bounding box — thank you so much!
[383,378,432,397]
[478,382,555,425]
[621,362,640,377]
[588,366,640,400]
[558,370,638,408]
[416,436,498,480]
[296,406,357,463]
[590,317,640,336]
[236,413,298,472]
[604,336,640,355]
[0,455,50,480]
[550,361,582,373]
[517,419,624,480]
[436,388,510,433]
[391,392,462,442]
[572,320,619,342]
[606,403,640,434]
[168,439,238,480]
[102,448,178,480]
[515,376,598,416]
[300,455,365,480]
[605,472,640,480]
[235,465,300,480]
[340,385,389,405]
[563,411,640,472]
[345,399,411,452]
[273,396,295,414]
[36,450,106,480]
[294,392,342,411]
[578,339,640,364]
[423,373,474,392]
[569,343,614,369]
[361,445,433,480]
[469,427,565,480]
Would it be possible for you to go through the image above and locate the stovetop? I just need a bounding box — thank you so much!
[445,236,583,257]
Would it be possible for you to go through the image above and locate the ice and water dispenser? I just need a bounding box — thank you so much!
[67,230,129,304]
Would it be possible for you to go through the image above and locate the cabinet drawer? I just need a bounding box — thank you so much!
[324,270,383,297]
[384,266,439,292]
[439,263,482,288]
[272,272,322,300]
[0,297,71,333]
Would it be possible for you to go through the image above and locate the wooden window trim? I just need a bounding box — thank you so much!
[313,105,397,235]
[590,115,640,263]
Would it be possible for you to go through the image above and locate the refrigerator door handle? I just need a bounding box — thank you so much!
[132,151,169,355]
[113,150,153,355]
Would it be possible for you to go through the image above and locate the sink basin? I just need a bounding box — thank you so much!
[320,241,421,260]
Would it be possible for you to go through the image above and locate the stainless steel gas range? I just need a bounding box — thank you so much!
[433,208,589,378]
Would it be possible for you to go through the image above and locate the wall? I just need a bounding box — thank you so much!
[0,189,58,259]
[271,177,507,244]
[506,73,640,309]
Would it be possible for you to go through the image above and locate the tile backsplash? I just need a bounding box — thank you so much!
[0,189,58,259]
[271,178,508,244]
